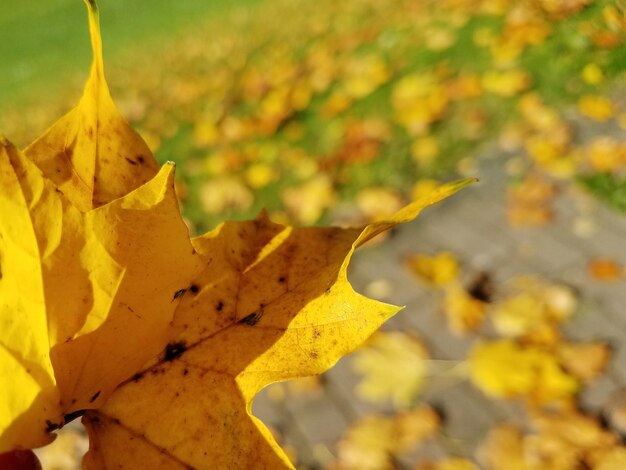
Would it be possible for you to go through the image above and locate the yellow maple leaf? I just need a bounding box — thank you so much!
[352,331,429,408]
[405,252,460,286]
[23,1,159,212]
[0,1,473,466]
[442,283,487,335]
[333,407,440,470]
[468,340,579,404]
[489,275,577,339]
[476,424,530,470]
[557,342,610,381]
[482,70,531,97]
[578,95,616,122]
[416,458,480,470]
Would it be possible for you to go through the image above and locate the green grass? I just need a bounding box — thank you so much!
[0,0,258,108]
[579,174,626,212]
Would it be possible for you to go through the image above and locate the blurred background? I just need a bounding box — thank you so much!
[2,0,626,468]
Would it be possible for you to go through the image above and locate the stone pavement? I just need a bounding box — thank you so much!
[253,142,626,468]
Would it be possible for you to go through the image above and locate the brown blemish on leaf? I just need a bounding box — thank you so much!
[216,301,224,312]
[238,309,264,326]
[172,288,187,301]
[64,409,86,424]
[131,372,144,382]
[189,284,200,294]
[45,420,61,433]
[163,341,187,361]
[89,391,101,403]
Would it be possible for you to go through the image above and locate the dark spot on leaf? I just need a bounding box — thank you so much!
[183,368,189,376]
[239,309,264,326]
[279,276,286,283]
[325,287,331,295]
[313,329,321,338]
[172,288,187,301]
[189,284,200,294]
[132,372,144,382]
[163,341,187,361]
[89,391,101,403]
[309,351,319,359]
[64,409,86,424]
[137,155,145,164]
[216,301,224,312]
[45,420,61,433]
[125,157,138,165]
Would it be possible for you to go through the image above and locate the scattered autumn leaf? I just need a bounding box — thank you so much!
[405,252,460,287]
[353,331,429,408]
[588,258,623,281]
[332,406,440,470]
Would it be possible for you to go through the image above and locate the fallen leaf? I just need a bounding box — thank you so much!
[482,70,531,97]
[442,283,487,335]
[588,258,623,281]
[578,95,616,122]
[353,331,429,408]
[581,63,605,85]
[282,174,336,225]
[507,174,556,227]
[199,176,255,214]
[468,340,579,404]
[415,458,480,470]
[557,342,610,381]
[333,406,440,470]
[405,252,460,286]
[489,276,577,339]
[476,424,529,470]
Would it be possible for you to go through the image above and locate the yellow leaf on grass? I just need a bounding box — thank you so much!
[482,70,531,97]
[282,175,336,225]
[578,95,615,122]
[24,0,159,212]
[585,137,626,173]
[581,63,605,85]
[356,187,404,221]
[353,331,428,408]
